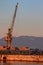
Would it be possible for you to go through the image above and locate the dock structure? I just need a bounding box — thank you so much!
[0,55,43,61]
[0,2,43,62]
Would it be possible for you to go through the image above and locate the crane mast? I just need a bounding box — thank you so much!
[5,2,18,48]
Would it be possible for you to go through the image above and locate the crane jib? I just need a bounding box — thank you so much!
[11,2,18,32]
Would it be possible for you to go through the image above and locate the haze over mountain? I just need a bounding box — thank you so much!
[0,36,43,50]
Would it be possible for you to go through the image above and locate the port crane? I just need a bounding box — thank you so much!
[5,2,18,48]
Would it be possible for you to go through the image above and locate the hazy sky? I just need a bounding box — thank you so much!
[0,0,43,38]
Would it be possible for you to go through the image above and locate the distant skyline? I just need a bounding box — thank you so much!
[0,0,43,38]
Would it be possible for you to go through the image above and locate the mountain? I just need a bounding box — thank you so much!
[0,36,43,50]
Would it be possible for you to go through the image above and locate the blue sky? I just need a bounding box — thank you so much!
[0,0,43,38]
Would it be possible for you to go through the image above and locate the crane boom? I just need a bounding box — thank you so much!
[10,2,18,33]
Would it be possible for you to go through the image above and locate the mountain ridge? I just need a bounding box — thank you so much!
[0,36,43,49]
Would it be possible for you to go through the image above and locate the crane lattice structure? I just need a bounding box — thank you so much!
[5,2,18,48]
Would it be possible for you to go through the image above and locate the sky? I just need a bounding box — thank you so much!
[0,0,43,38]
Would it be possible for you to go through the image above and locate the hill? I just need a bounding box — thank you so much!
[0,36,43,49]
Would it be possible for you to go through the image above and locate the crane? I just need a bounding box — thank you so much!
[5,2,18,48]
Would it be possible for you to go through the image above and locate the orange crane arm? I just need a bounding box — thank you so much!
[10,2,18,33]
